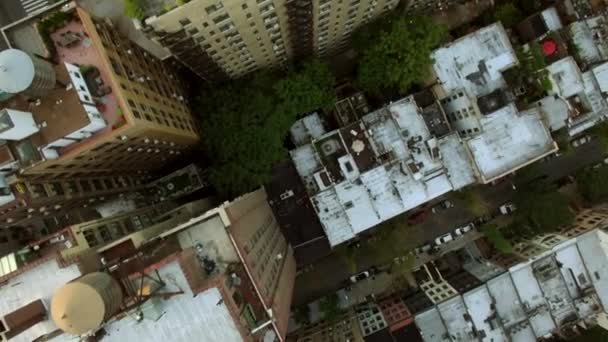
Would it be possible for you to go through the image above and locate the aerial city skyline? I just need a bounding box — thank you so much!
[1,0,608,341]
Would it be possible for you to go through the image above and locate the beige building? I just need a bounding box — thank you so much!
[403,0,464,13]
[0,4,207,228]
[312,0,399,57]
[3,4,200,179]
[137,0,399,81]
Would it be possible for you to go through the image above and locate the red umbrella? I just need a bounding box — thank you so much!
[542,40,557,56]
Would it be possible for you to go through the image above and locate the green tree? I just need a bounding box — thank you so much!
[197,59,335,198]
[566,327,608,342]
[485,3,523,28]
[319,293,342,322]
[452,188,489,216]
[514,184,574,234]
[589,122,608,151]
[554,128,574,155]
[124,0,145,20]
[577,166,608,205]
[481,224,513,253]
[355,16,446,93]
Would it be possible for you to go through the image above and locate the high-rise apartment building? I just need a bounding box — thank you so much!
[0,188,296,342]
[0,4,202,227]
[137,0,399,81]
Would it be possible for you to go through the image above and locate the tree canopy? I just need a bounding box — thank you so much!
[124,0,145,20]
[354,16,447,93]
[577,166,608,205]
[513,183,574,235]
[483,3,523,28]
[196,59,335,198]
[481,224,513,253]
[319,293,342,322]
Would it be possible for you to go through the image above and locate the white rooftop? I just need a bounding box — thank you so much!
[437,133,477,189]
[294,98,456,246]
[576,229,608,311]
[437,296,475,341]
[0,259,82,342]
[509,263,557,337]
[432,23,517,98]
[486,273,527,329]
[567,68,608,136]
[541,7,563,32]
[415,308,450,342]
[290,112,326,147]
[592,61,608,94]
[55,261,244,342]
[466,105,556,182]
[547,57,584,98]
[568,15,608,66]
[463,286,509,342]
[535,95,570,132]
[416,228,608,341]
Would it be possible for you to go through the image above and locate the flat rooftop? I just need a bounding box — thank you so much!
[436,296,473,341]
[415,228,608,341]
[466,105,557,182]
[432,23,517,98]
[29,65,92,145]
[50,11,121,155]
[546,57,584,98]
[54,261,243,342]
[414,308,449,342]
[290,112,326,147]
[292,98,458,246]
[462,286,508,342]
[0,258,82,342]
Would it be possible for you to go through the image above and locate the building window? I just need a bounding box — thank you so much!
[83,230,99,247]
[98,225,112,243]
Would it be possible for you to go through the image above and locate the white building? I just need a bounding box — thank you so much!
[416,228,608,342]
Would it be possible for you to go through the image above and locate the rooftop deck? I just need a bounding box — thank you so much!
[49,16,122,155]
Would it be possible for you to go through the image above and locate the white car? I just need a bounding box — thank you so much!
[455,223,474,236]
[499,202,517,215]
[571,135,592,148]
[435,233,453,245]
[350,270,371,283]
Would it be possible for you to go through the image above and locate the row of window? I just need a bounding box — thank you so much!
[82,213,152,247]
[27,177,136,199]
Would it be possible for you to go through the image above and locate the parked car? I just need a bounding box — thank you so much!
[434,233,453,246]
[350,270,371,283]
[571,135,592,148]
[473,215,490,227]
[499,202,517,215]
[431,200,455,213]
[541,151,562,162]
[415,243,433,255]
[455,223,475,236]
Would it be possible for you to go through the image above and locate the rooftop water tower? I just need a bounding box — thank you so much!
[0,49,56,98]
[51,272,124,335]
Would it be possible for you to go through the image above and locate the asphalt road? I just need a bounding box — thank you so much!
[292,140,605,307]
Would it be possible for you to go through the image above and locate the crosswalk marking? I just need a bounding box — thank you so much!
[19,0,49,15]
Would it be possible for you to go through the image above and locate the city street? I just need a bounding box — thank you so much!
[292,140,605,307]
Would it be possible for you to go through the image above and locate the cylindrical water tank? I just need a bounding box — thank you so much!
[51,272,124,335]
[0,49,55,98]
